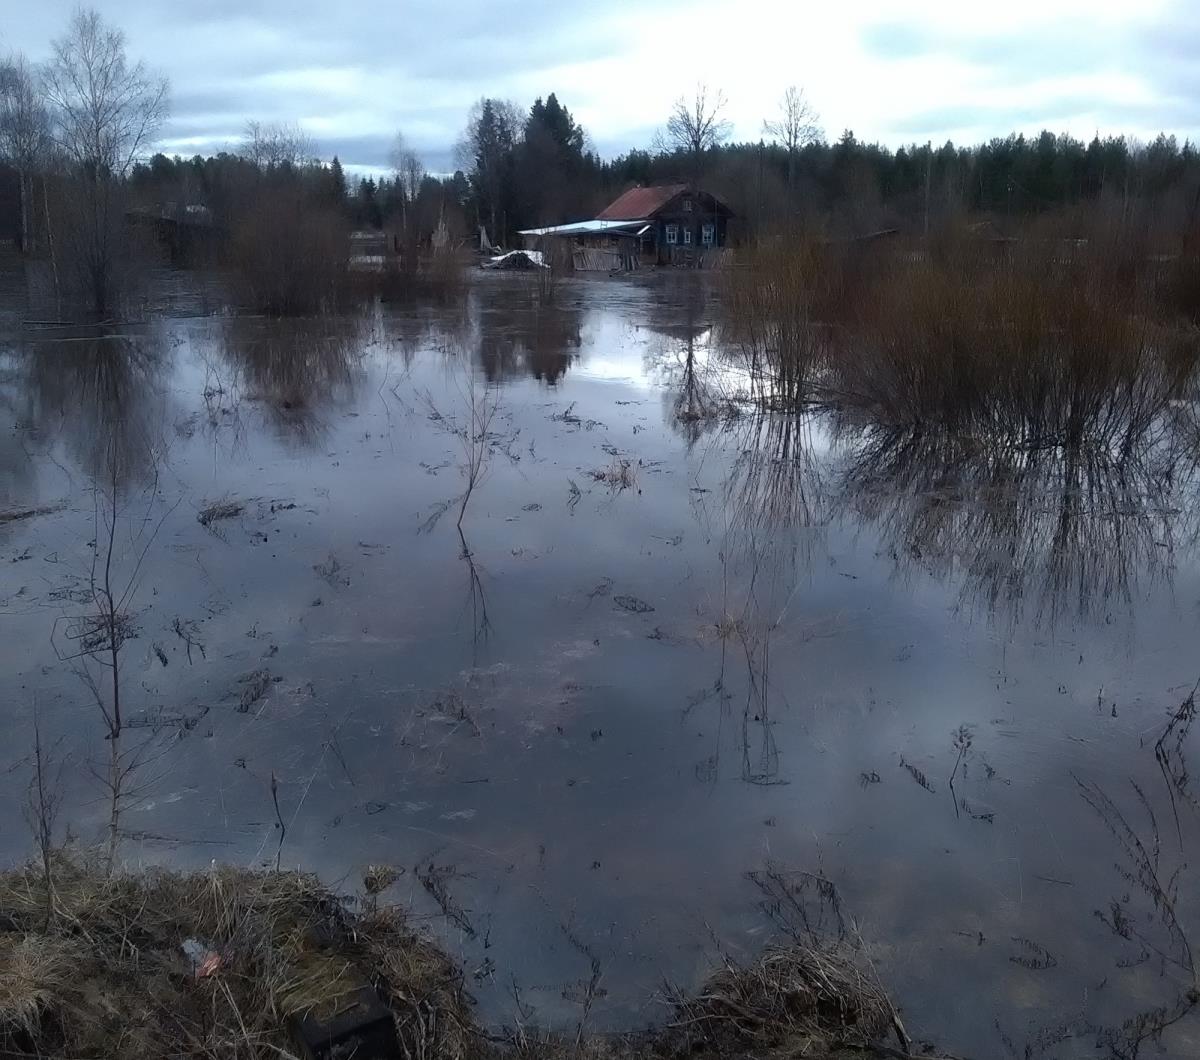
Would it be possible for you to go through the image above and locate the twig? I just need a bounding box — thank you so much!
[270,771,286,871]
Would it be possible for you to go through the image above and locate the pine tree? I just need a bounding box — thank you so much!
[329,155,346,206]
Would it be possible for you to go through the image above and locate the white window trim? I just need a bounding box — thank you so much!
[665,224,678,245]
[701,223,715,246]
[683,198,694,212]
[683,227,693,245]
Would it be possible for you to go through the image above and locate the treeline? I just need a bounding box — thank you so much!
[696,130,1200,244]
[134,117,1200,254]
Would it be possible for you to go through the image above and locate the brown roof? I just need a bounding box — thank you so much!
[596,184,688,221]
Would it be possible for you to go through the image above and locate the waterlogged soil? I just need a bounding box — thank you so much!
[2,274,1200,1057]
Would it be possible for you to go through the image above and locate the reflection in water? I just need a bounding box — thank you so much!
[686,413,828,788]
[17,327,168,492]
[641,276,725,446]
[0,347,36,517]
[219,315,366,444]
[474,285,583,384]
[838,424,1200,626]
[7,328,175,867]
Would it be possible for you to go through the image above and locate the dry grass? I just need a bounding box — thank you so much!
[668,945,893,1058]
[0,858,473,1059]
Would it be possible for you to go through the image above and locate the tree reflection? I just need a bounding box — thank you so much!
[18,326,168,491]
[689,411,828,786]
[472,285,582,383]
[0,340,38,522]
[838,424,1200,627]
[219,315,365,445]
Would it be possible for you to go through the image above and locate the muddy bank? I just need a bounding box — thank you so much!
[0,859,928,1060]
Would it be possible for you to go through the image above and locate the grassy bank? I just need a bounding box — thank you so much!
[0,859,924,1060]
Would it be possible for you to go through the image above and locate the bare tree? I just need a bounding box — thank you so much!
[0,53,52,253]
[763,85,821,191]
[40,8,169,314]
[663,84,731,181]
[389,131,426,241]
[389,132,426,204]
[42,10,168,177]
[242,119,316,170]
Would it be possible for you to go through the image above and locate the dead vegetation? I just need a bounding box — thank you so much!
[0,859,474,1060]
[0,858,936,1060]
[724,223,1200,449]
[0,505,63,524]
[666,945,891,1058]
[589,457,638,492]
[197,498,244,527]
[227,190,353,316]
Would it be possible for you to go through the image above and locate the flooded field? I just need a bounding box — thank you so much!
[2,273,1199,1056]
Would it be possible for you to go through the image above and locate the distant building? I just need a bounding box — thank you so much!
[519,183,734,269]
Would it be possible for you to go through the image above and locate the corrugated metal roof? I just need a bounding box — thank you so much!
[518,218,648,237]
[596,184,688,221]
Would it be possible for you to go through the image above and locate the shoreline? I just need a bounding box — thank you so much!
[0,857,941,1060]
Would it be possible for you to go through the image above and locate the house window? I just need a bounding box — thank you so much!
[701,223,715,246]
[683,198,694,212]
[683,227,693,245]
[665,224,678,244]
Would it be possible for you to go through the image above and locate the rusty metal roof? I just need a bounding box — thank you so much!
[596,184,689,221]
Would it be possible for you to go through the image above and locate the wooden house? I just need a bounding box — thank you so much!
[519,183,734,269]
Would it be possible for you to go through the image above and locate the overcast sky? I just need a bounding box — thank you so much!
[5,0,1198,174]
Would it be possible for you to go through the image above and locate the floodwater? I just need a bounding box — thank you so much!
[2,273,1199,1057]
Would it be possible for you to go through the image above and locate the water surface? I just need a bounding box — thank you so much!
[1,273,1198,1056]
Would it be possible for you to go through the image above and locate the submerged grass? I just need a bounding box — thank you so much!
[0,859,925,1060]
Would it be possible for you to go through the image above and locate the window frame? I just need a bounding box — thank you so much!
[683,197,694,212]
[665,223,679,245]
[683,226,693,245]
[701,222,715,246]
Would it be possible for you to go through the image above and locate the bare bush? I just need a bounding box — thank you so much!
[227,190,350,315]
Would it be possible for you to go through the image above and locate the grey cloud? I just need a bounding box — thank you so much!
[8,0,691,167]
[9,0,1200,167]
[863,0,1200,144]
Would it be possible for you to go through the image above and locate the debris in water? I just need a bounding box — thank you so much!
[238,669,275,712]
[1009,936,1057,970]
[898,757,936,793]
[314,554,349,587]
[198,499,244,528]
[614,594,654,613]
[0,504,63,524]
